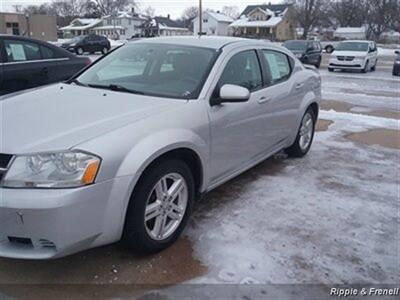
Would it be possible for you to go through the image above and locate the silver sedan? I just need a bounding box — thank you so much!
[0,36,321,259]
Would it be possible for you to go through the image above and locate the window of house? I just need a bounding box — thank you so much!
[218,50,262,92]
[262,50,291,85]
[203,19,208,23]
[4,40,41,62]
[6,22,20,35]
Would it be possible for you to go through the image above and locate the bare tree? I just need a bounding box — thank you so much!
[329,0,366,27]
[221,5,239,19]
[91,0,136,16]
[364,0,399,40]
[288,0,329,39]
[181,6,198,20]
[142,5,156,18]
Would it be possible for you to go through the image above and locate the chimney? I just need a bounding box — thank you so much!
[167,14,170,19]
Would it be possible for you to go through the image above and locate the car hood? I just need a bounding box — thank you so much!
[1,84,185,154]
[332,50,367,57]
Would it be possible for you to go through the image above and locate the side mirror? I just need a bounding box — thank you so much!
[211,84,250,106]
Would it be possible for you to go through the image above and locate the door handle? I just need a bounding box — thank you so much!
[41,67,48,75]
[258,96,271,104]
[295,83,304,89]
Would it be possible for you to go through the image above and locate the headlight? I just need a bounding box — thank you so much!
[69,43,76,47]
[2,151,101,188]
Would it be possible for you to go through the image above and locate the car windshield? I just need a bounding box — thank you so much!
[283,41,309,51]
[76,43,218,99]
[336,42,369,52]
[70,36,85,43]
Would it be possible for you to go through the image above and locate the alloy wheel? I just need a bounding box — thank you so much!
[299,112,314,151]
[144,173,188,241]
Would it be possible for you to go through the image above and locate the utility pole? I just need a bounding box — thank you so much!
[199,0,202,35]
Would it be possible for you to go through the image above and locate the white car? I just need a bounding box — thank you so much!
[328,40,378,73]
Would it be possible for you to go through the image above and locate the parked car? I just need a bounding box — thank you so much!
[61,34,111,55]
[0,37,321,259]
[283,40,322,68]
[328,40,378,73]
[392,50,400,76]
[0,35,91,96]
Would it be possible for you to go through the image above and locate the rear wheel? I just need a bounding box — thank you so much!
[76,47,84,55]
[315,57,321,68]
[122,159,195,254]
[102,47,108,55]
[286,108,316,158]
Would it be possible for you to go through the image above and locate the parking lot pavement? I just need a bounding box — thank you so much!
[0,55,399,299]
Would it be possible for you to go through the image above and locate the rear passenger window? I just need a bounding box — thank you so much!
[4,40,41,62]
[218,50,262,91]
[262,50,291,85]
[40,46,56,59]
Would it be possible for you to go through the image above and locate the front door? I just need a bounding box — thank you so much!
[208,49,269,184]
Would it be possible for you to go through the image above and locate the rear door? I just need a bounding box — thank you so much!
[3,38,53,94]
[258,49,302,144]
[0,39,4,95]
[39,44,65,83]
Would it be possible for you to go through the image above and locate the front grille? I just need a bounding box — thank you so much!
[0,154,13,182]
[337,56,355,61]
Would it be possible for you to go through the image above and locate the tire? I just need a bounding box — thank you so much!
[325,46,334,53]
[122,159,195,254]
[315,57,321,69]
[76,47,84,55]
[362,60,369,73]
[371,60,377,71]
[102,47,108,55]
[328,68,334,72]
[286,108,316,158]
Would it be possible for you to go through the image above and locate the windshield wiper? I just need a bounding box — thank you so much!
[87,83,144,95]
[68,78,88,87]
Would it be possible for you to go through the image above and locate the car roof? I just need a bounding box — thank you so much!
[128,36,257,49]
[340,40,371,43]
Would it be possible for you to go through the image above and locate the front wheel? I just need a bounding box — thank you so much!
[102,47,109,55]
[362,60,369,73]
[122,159,195,254]
[286,108,316,158]
[325,46,334,53]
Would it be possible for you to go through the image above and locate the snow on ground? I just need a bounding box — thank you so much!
[378,47,400,57]
[181,66,399,286]
[186,109,399,285]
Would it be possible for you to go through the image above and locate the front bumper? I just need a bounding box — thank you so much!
[0,176,133,259]
[329,58,365,70]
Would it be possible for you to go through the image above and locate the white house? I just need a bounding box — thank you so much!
[60,10,147,40]
[334,27,366,40]
[140,16,191,37]
[60,18,103,37]
[192,11,233,36]
[94,11,147,40]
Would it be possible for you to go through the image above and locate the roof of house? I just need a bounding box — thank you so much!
[240,4,291,17]
[335,27,366,34]
[229,16,283,28]
[60,18,102,31]
[207,12,234,23]
[154,17,187,29]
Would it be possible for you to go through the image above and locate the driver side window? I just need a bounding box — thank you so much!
[218,50,262,92]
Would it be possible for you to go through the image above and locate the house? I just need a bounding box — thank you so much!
[140,16,191,37]
[192,11,233,36]
[334,27,366,40]
[229,4,295,41]
[0,12,57,41]
[60,18,102,37]
[92,11,146,40]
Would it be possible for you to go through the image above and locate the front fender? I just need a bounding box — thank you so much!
[117,128,209,185]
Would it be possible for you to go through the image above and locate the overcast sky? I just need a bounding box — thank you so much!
[0,0,281,18]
